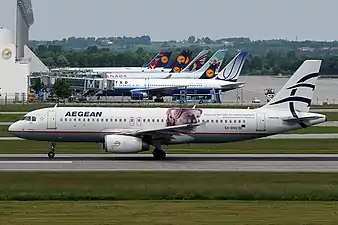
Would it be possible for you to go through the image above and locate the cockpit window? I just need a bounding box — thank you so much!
[20,116,35,121]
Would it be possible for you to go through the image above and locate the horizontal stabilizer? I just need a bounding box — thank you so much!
[220,82,245,89]
[282,115,323,122]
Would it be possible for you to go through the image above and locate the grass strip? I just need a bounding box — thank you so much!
[0,200,337,225]
[1,172,338,201]
[2,139,338,154]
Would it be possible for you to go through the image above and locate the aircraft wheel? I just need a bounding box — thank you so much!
[152,148,166,160]
[48,151,55,158]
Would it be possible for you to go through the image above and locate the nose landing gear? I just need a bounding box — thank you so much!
[48,142,55,158]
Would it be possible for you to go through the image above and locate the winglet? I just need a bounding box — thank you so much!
[54,104,58,108]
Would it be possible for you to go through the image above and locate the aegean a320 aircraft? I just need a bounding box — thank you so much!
[9,60,326,160]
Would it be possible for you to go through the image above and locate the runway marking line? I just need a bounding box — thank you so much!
[0,161,73,164]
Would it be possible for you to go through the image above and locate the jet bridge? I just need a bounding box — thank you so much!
[83,77,115,96]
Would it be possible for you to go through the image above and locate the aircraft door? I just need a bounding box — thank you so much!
[256,113,266,131]
[136,117,142,126]
[129,117,135,126]
[47,111,57,129]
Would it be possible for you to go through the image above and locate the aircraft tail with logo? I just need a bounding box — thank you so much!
[261,60,322,114]
[193,49,227,75]
[197,62,220,79]
[168,50,193,73]
[145,51,172,69]
[181,50,210,72]
[214,51,248,82]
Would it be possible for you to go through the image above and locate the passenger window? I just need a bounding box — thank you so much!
[119,119,122,122]
[143,119,146,122]
[88,118,90,122]
[60,118,63,122]
[211,120,214,123]
[157,119,159,122]
[215,120,218,123]
[229,120,232,123]
[74,118,77,122]
[65,118,67,121]
[83,118,85,122]
[220,120,223,123]
[69,118,72,122]
[161,119,164,122]
[124,119,126,122]
[239,120,241,123]
[243,120,246,123]
[234,120,236,123]
[152,119,155,122]
[224,120,227,123]
[102,119,104,122]
[110,119,113,122]
[97,119,99,122]
[115,119,117,122]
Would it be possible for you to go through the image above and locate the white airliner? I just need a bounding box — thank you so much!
[9,60,326,160]
[90,53,247,101]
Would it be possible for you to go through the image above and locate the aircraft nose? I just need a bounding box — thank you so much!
[8,122,19,133]
[8,123,14,132]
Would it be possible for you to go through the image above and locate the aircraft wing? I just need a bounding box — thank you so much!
[117,122,203,137]
[131,85,190,93]
[220,82,245,89]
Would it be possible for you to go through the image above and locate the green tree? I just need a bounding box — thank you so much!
[51,78,71,102]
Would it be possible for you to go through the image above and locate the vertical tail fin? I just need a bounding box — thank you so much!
[261,60,322,113]
[181,50,209,72]
[146,51,172,69]
[198,63,218,79]
[196,49,226,74]
[215,52,248,82]
[169,50,193,72]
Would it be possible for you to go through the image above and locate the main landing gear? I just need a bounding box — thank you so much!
[48,142,55,158]
[152,148,166,160]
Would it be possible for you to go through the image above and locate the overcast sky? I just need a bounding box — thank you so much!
[0,0,337,41]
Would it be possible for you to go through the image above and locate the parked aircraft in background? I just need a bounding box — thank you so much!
[8,60,325,160]
[84,52,248,101]
[103,50,242,79]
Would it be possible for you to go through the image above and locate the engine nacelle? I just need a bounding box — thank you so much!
[104,135,150,153]
[131,91,148,100]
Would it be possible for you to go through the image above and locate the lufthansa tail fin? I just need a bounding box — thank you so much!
[261,60,322,113]
[214,52,248,82]
[198,63,219,79]
[146,51,172,69]
[181,50,209,72]
[169,50,193,72]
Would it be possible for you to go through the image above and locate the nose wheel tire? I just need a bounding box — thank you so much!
[48,151,55,158]
[48,142,56,158]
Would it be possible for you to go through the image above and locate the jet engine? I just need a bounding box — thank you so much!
[103,135,150,153]
[131,91,148,100]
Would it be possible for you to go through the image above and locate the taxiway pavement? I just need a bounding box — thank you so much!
[1,154,338,172]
